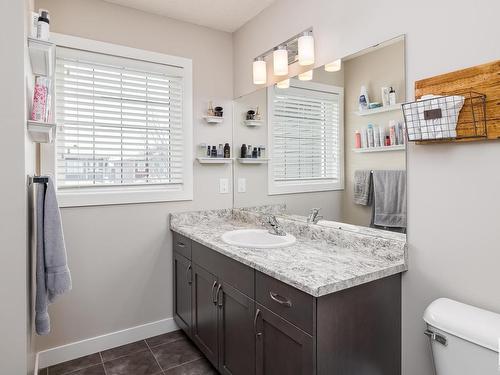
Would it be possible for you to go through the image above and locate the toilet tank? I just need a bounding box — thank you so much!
[423,298,500,375]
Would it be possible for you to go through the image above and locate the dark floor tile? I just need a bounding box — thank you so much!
[151,338,202,371]
[101,340,149,362]
[163,358,217,375]
[67,364,106,375]
[103,350,162,375]
[145,330,186,348]
[48,353,101,375]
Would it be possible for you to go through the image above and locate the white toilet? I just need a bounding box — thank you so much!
[424,298,500,374]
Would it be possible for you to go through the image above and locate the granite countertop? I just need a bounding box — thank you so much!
[170,207,407,297]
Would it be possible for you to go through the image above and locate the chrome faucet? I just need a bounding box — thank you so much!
[263,215,286,236]
[307,208,323,225]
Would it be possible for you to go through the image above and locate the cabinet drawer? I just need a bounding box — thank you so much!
[256,271,314,335]
[192,241,254,298]
[173,232,192,259]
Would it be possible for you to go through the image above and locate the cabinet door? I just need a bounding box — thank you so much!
[217,282,255,375]
[173,253,192,337]
[192,263,219,368]
[255,303,313,375]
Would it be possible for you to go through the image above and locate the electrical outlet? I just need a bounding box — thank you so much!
[237,178,246,193]
[219,178,229,194]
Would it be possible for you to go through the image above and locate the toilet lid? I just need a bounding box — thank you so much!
[424,298,500,353]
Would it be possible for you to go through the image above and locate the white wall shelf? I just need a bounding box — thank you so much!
[243,119,263,127]
[203,116,224,124]
[28,37,55,77]
[27,120,56,143]
[354,103,403,116]
[352,144,405,153]
[197,157,233,164]
[237,158,269,164]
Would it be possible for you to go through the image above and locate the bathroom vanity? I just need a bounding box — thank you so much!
[170,208,407,375]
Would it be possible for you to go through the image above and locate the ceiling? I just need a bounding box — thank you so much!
[104,0,277,32]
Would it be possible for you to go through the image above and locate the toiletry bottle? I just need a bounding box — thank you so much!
[354,131,361,148]
[240,144,247,158]
[217,144,223,158]
[381,87,390,107]
[367,124,374,148]
[373,126,381,147]
[390,126,396,146]
[252,147,258,158]
[206,145,211,157]
[246,144,252,157]
[224,143,230,158]
[385,135,391,146]
[208,101,214,116]
[37,10,50,40]
[359,85,369,112]
[379,127,386,147]
[361,128,368,149]
[211,146,217,157]
[389,87,396,105]
[259,145,266,158]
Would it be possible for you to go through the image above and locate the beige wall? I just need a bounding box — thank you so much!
[233,68,344,220]
[232,1,500,374]
[341,40,406,226]
[34,0,234,350]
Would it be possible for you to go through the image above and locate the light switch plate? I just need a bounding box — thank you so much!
[219,178,229,194]
[237,178,246,193]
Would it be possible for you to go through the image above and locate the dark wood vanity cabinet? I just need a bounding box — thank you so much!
[172,231,402,375]
[255,304,313,375]
[172,252,192,337]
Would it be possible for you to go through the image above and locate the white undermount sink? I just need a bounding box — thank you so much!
[221,229,296,249]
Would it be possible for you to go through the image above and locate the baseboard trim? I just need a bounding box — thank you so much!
[37,317,178,370]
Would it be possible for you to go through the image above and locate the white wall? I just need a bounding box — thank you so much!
[34,0,234,350]
[0,0,35,373]
[233,1,500,374]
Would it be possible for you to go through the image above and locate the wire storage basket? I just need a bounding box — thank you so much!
[402,91,487,142]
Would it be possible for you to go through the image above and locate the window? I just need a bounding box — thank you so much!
[267,81,343,195]
[43,34,193,206]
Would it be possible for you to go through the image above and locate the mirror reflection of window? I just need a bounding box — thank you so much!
[268,81,344,195]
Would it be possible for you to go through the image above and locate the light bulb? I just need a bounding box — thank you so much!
[325,58,342,72]
[273,46,288,76]
[253,58,267,85]
[298,32,315,66]
[298,70,313,81]
[276,79,290,89]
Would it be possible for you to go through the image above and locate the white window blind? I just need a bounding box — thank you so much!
[268,83,343,194]
[55,47,184,190]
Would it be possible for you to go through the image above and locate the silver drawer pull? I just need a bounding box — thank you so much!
[269,291,292,307]
[177,242,186,248]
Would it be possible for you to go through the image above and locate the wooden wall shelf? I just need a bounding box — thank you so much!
[414,60,500,143]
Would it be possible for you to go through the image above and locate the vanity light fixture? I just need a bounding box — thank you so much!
[252,28,314,85]
[298,70,313,81]
[273,45,289,76]
[298,31,315,66]
[325,58,342,72]
[253,57,267,85]
[276,78,290,89]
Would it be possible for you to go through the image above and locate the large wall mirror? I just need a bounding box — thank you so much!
[232,35,406,235]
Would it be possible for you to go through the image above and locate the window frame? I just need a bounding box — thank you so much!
[41,33,193,207]
[267,79,344,195]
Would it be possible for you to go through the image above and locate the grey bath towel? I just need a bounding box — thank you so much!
[372,170,407,228]
[353,170,372,205]
[35,177,72,335]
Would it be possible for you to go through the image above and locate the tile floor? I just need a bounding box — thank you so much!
[39,330,217,375]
